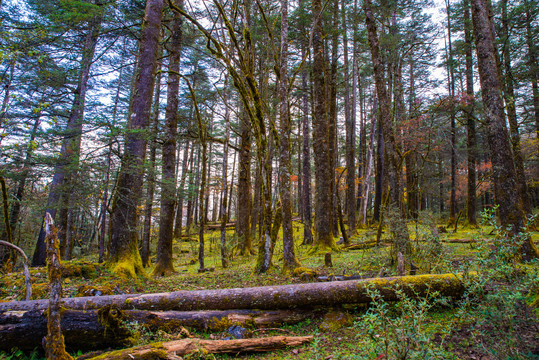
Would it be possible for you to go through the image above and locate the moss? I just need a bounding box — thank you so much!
[319,311,353,332]
[108,245,146,280]
[80,344,169,360]
[292,267,318,280]
[97,305,135,346]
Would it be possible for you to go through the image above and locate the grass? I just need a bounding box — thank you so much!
[1,216,538,360]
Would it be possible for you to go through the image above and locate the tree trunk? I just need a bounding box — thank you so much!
[237,108,252,255]
[524,0,539,139]
[154,9,183,276]
[0,273,471,313]
[463,0,477,226]
[279,0,300,273]
[79,336,314,359]
[141,49,162,268]
[299,0,312,246]
[501,0,531,214]
[312,0,336,251]
[364,0,410,255]
[342,0,355,235]
[173,141,192,239]
[108,0,164,278]
[373,116,384,223]
[470,0,538,260]
[32,8,104,266]
[359,106,377,226]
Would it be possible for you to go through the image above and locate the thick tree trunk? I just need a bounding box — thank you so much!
[108,0,164,277]
[471,0,538,260]
[501,0,531,214]
[312,0,336,250]
[0,309,313,352]
[0,273,470,312]
[154,10,183,276]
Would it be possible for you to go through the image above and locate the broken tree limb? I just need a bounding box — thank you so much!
[0,308,313,352]
[78,336,314,360]
[0,273,474,313]
[0,241,32,300]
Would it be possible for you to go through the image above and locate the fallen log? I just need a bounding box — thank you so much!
[0,273,472,313]
[442,238,477,244]
[78,336,314,360]
[0,308,313,352]
[206,222,235,230]
[344,241,378,250]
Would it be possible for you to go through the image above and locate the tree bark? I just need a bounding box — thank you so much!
[470,0,538,260]
[108,0,164,277]
[154,9,183,276]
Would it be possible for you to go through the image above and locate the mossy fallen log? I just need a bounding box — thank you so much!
[0,308,313,352]
[0,273,473,313]
[77,336,314,360]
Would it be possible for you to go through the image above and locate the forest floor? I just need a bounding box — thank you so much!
[1,214,538,359]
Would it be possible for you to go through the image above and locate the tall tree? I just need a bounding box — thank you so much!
[463,0,477,226]
[364,0,410,256]
[154,6,183,276]
[32,2,104,265]
[312,0,336,250]
[107,0,164,278]
[470,0,538,260]
[279,0,300,273]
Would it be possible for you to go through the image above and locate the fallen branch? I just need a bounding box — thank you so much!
[78,336,314,360]
[0,273,473,313]
[0,241,32,300]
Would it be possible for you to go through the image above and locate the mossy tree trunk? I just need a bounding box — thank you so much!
[470,0,538,261]
[108,0,164,278]
[153,8,183,277]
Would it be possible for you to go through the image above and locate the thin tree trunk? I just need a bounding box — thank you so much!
[279,0,300,273]
[173,141,191,239]
[364,0,410,255]
[154,10,183,276]
[141,48,163,268]
[342,0,355,235]
[464,0,477,226]
[32,8,104,266]
[359,104,376,226]
[524,0,539,138]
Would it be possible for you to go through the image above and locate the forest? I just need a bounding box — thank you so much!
[0,0,538,358]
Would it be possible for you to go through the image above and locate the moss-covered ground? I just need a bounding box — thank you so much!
[1,216,538,359]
